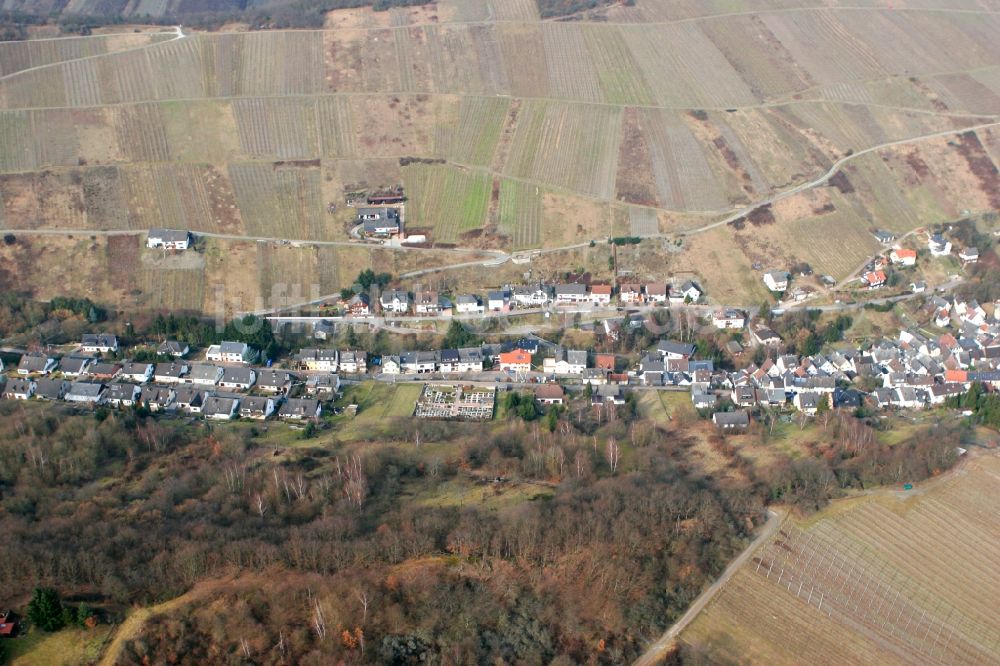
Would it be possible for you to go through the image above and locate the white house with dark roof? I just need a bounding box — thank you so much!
[66,381,106,405]
[279,397,322,421]
[554,284,588,304]
[203,396,239,420]
[357,207,400,236]
[17,354,57,376]
[153,362,189,383]
[220,367,256,390]
[763,270,789,292]
[454,294,484,314]
[669,281,702,304]
[3,378,34,400]
[239,396,276,420]
[147,228,191,250]
[81,333,118,354]
[59,356,94,378]
[206,342,257,364]
[187,364,224,386]
[105,383,140,408]
[380,289,410,314]
[158,340,190,357]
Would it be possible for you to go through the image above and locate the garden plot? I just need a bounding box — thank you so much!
[233,97,319,159]
[497,178,542,250]
[403,164,490,243]
[504,100,621,200]
[229,163,325,240]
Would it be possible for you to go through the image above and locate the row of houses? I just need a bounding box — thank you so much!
[2,376,325,421]
[365,280,704,316]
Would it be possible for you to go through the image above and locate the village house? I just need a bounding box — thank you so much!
[534,384,565,405]
[59,356,94,378]
[81,333,118,354]
[763,270,789,292]
[203,396,239,420]
[153,361,189,383]
[581,368,609,385]
[3,378,34,400]
[65,381,106,405]
[380,289,410,315]
[713,309,746,330]
[140,385,175,411]
[589,284,612,306]
[862,270,887,290]
[793,391,822,415]
[187,364,224,386]
[239,396,276,420]
[206,342,257,365]
[591,384,626,407]
[313,320,335,340]
[692,392,717,410]
[158,340,190,357]
[487,290,509,312]
[414,291,446,315]
[17,353,57,376]
[119,362,154,383]
[346,293,372,317]
[669,280,702,304]
[498,349,532,373]
[172,385,206,413]
[928,233,952,256]
[890,248,917,266]
[543,349,587,375]
[34,378,68,401]
[594,354,616,372]
[220,367,256,390]
[511,285,550,308]
[147,228,191,250]
[438,348,483,374]
[338,351,366,374]
[645,283,668,304]
[305,374,340,397]
[959,247,980,263]
[712,410,750,431]
[296,349,338,372]
[911,281,927,293]
[256,369,294,394]
[455,294,485,314]
[401,351,438,374]
[86,362,121,381]
[357,207,401,236]
[750,324,782,346]
[554,283,589,305]
[381,355,401,375]
[105,383,140,408]
[279,397,322,421]
[619,284,643,304]
[657,340,695,360]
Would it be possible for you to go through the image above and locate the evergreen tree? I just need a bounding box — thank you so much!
[27,587,65,632]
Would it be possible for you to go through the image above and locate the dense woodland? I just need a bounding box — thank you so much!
[0,389,961,663]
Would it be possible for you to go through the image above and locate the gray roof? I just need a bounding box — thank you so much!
[87,362,121,376]
[221,367,255,385]
[240,396,273,413]
[555,283,587,295]
[257,370,293,388]
[67,381,104,398]
[713,411,750,427]
[140,384,173,405]
[149,228,190,243]
[203,396,238,415]
[172,385,205,405]
[279,398,320,417]
[188,364,223,382]
[18,354,53,372]
[359,207,400,232]
[220,341,249,354]
[106,383,140,401]
[120,362,153,376]
[154,362,187,378]
[34,378,67,399]
[566,350,588,366]
[59,356,93,374]
[82,333,117,348]
[657,340,696,357]
[456,294,480,305]
[5,378,33,394]
[158,340,188,355]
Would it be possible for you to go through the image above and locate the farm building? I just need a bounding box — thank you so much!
[147,229,191,250]
[358,207,401,236]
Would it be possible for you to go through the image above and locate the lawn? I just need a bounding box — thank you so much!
[5,626,112,666]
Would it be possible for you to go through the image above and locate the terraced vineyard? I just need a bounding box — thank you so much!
[681,454,1000,665]
[0,1,997,311]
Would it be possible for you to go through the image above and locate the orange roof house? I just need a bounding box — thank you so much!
[498,349,532,371]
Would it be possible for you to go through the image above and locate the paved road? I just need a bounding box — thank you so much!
[633,508,786,666]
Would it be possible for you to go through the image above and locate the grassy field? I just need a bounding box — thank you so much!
[328,382,423,440]
[680,452,1000,665]
[4,626,113,666]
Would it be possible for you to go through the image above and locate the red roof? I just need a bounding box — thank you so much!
[945,369,968,383]
[590,284,612,295]
[594,354,615,370]
[534,384,564,400]
[499,349,531,365]
[0,622,15,636]
[894,249,917,259]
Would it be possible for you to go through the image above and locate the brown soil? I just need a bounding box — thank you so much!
[954,131,1000,209]
[615,107,660,207]
[828,170,855,194]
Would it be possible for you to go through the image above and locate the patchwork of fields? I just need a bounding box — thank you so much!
[681,454,1000,665]
[0,1,999,310]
